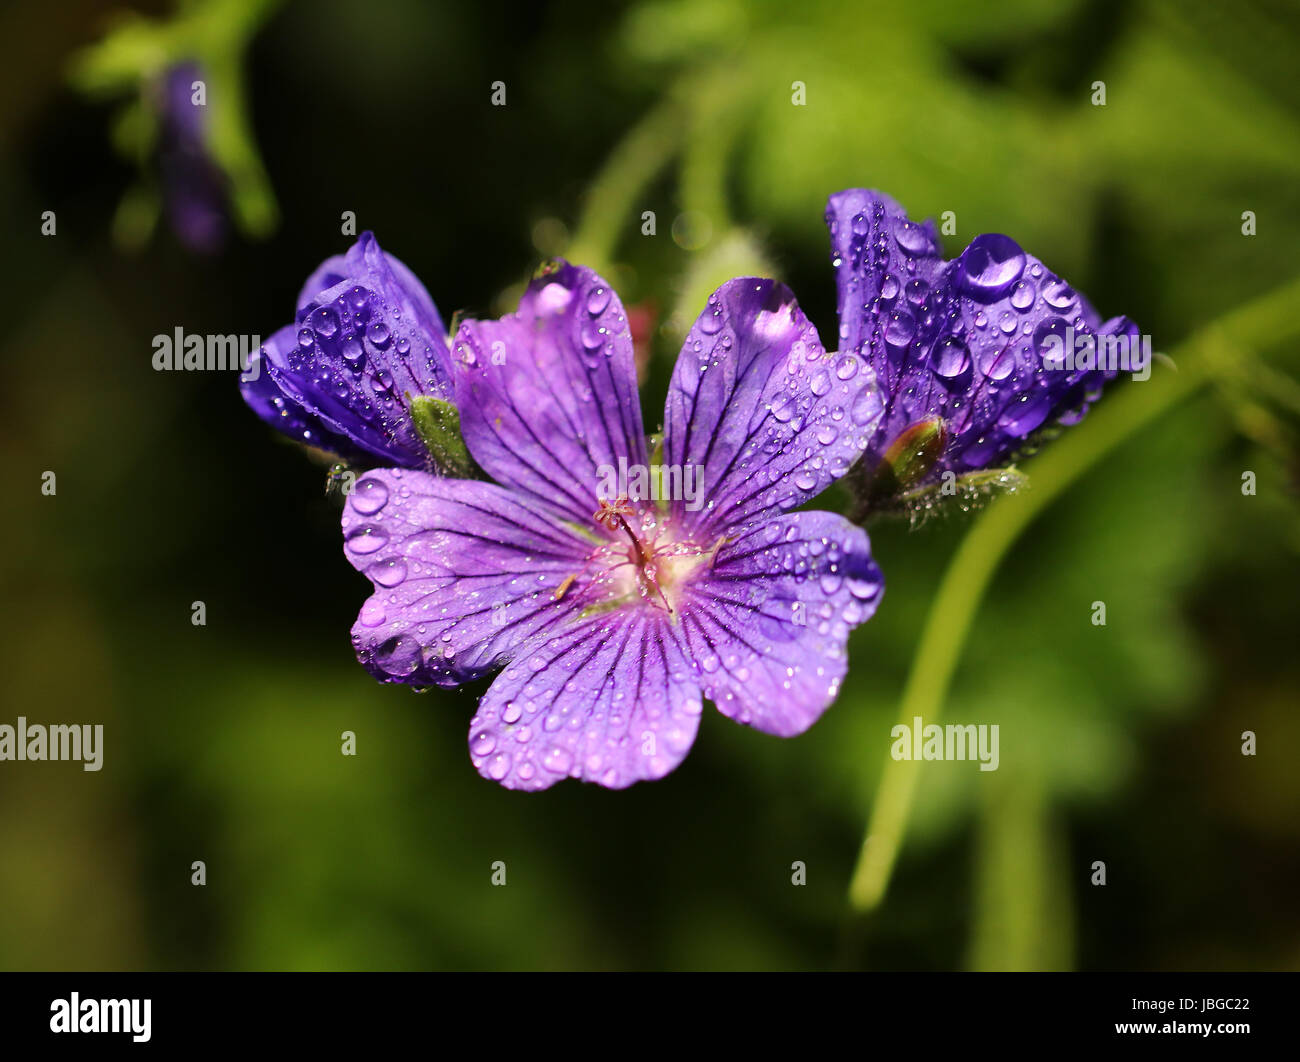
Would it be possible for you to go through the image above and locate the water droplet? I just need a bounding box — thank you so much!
[885,311,916,348]
[371,558,407,588]
[770,392,797,423]
[1043,279,1077,310]
[580,320,606,354]
[586,286,611,316]
[352,478,390,515]
[956,233,1026,299]
[313,308,339,338]
[346,525,389,555]
[542,747,572,773]
[974,343,1016,381]
[932,336,971,378]
[894,219,932,255]
[1010,280,1036,311]
[376,634,419,674]
[851,384,882,426]
[998,392,1052,436]
[847,575,877,600]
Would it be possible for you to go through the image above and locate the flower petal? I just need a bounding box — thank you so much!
[827,189,1133,483]
[240,325,370,461]
[296,232,447,345]
[826,188,944,360]
[342,470,594,687]
[663,278,882,536]
[452,261,647,524]
[467,611,703,790]
[678,510,883,737]
[246,233,453,468]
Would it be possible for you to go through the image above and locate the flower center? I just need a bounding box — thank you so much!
[565,496,723,616]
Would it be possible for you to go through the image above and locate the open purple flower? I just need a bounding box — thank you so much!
[827,189,1140,509]
[341,261,886,790]
[240,232,456,469]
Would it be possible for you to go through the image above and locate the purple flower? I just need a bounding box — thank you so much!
[155,62,227,254]
[341,262,885,790]
[826,189,1139,507]
[241,233,455,468]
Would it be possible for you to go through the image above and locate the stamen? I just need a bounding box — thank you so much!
[553,573,578,601]
[594,496,650,563]
[591,495,674,614]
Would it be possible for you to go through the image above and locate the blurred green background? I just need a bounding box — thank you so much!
[1,0,1298,971]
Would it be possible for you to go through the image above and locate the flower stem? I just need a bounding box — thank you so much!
[847,273,1300,913]
[566,94,689,276]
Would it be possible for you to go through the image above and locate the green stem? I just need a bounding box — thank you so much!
[967,771,1073,970]
[847,273,1300,912]
[678,65,754,237]
[566,93,690,276]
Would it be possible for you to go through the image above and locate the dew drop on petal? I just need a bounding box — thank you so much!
[351,478,390,515]
[956,233,1026,299]
[585,286,611,316]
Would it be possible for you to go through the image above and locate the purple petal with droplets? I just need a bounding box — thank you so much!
[467,611,703,791]
[243,233,453,467]
[452,261,647,524]
[240,325,371,461]
[826,188,1135,485]
[296,232,447,344]
[679,510,883,736]
[663,277,882,537]
[342,470,595,687]
[263,239,453,467]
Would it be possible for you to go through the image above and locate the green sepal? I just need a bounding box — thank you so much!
[409,395,478,478]
[879,466,1029,527]
[861,417,949,514]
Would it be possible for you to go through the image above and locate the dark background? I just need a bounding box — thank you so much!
[1,0,1297,970]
